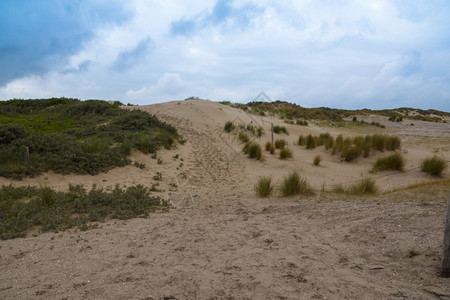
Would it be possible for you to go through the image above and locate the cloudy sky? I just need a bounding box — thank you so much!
[1,0,449,111]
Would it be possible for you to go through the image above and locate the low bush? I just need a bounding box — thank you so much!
[348,177,378,194]
[313,154,321,166]
[420,156,447,177]
[279,148,293,160]
[280,171,310,196]
[274,139,287,149]
[306,134,316,149]
[265,141,272,151]
[243,142,263,161]
[0,184,168,239]
[273,125,289,135]
[372,153,404,172]
[298,135,306,146]
[238,132,250,143]
[224,121,235,132]
[254,176,274,197]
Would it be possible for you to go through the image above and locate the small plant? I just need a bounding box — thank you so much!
[273,125,289,135]
[256,127,264,137]
[331,184,346,193]
[134,161,146,169]
[239,132,250,143]
[298,135,305,146]
[348,177,378,195]
[313,154,321,166]
[224,121,235,133]
[265,141,272,151]
[243,142,263,161]
[420,155,447,176]
[280,171,310,196]
[153,172,163,181]
[254,176,274,197]
[306,134,316,149]
[274,139,287,149]
[279,148,293,160]
[157,158,163,164]
[270,145,275,154]
[372,153,404,172]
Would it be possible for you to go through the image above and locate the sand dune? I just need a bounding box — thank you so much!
[1,99,450,299]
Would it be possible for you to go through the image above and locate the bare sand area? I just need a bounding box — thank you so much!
[1,99,450,299]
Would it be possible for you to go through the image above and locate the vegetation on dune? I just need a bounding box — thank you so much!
[0,98,179,180]
[0,184,168,239]
[372,153,405,172]
[280,171,310,196]
[420,156,447,177]
[313,154,322,166]
[254,176,274,197]
[274,139,287,149]
[279,148,293,160]
[298,133,401,162]
[243,142,263,161]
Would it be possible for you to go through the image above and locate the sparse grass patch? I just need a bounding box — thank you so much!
[313,154,321,166]
[238,132,250,143]
[372,153,404,172]
[420,155,447,177]
[254,176,274,197]
[280,171,310,196]
[243,142,263,161]
[348,177,378,195]
[0,184,168,240]
[273,125,289,135]
[274,139,287,149]
[224,121,235,132]
[279,148,293,160]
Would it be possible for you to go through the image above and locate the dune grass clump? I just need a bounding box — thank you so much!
[265,141,272,151]
[238,132,250,143]
[273,125,289,135]
[280,171,310,196]
[243,142,263,161]
[224,121,235,133]
[372,153,405,172]
[420,155,447,177]
[274,139,287,149]
[348,177,378,195]
[313,154,321,166]
[298,135,306,146]
[279,148,293,160]
[305,134,316,149]
[254,176,274,197]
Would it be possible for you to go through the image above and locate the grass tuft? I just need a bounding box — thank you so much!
[243,142,263,161]
[372,153,404,172]
[280,171,310,196]
[348,177,378,195]
[274,139,287,149]
[224,121,235,132]
[254,176,274,197]
[313,154,321,166]
[279,148,293,160]
[420,155,447,177]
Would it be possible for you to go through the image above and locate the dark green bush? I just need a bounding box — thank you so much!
[420,156,447,176]
[372,153,405,172]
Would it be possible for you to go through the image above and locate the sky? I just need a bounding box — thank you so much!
[1,0,449,111]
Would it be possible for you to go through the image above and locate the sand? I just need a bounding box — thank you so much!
[1,99,450,299]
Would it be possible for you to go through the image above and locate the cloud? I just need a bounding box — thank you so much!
[126,73,187,103]
[112,37,153,72]
[170,0,261,36]
[0,0,130,86]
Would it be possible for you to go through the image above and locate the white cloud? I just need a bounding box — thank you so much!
[126,73,188,103]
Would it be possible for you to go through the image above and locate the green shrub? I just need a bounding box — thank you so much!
[243,142,263,161]
[313,154,321,166]
[265,141,272,151]
[270,145,275,154]
[420,156,447,176]
[274,139,287,149]
[273,125,289,135]
[341,145,360,162]
[0,184,167,239]
[280,171,310,196]
[279,148,293,159]
[254,176,274,197]
[349,177,378,194]
[298,135,305,146]
[306,134,316,149]
[372,153,404,172]
[239,132,250,143]
[224,121,235,132]
[256,127,264,137]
